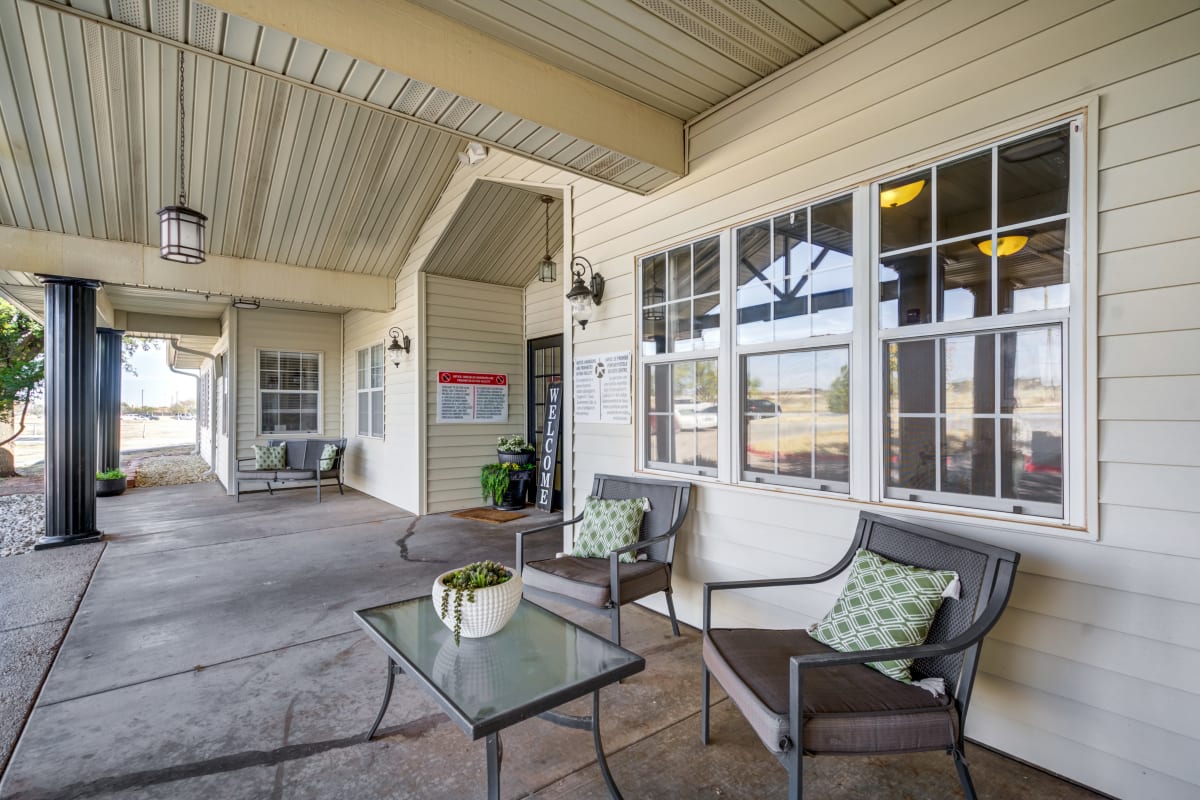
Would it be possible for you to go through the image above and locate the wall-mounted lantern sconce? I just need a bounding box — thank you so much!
[387,326,411,367]
[565,256,604,330]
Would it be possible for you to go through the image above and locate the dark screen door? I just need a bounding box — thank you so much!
[527,335,563,511]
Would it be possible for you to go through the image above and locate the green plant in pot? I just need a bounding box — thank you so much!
[480,461,534,509]
[96,468,127,497]
[496,434,535,465]
[434,560,522,645]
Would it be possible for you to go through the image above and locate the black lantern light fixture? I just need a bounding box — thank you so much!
[537,195,556,283]
[157,50,207,263]
[386,326,411,366]
[643,279,665,322]
[565,256,604,329]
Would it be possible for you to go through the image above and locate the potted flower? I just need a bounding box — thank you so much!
[432,560,522,645]
[96,468,127,497]
[480,461,535,510]
[496,434,536,466]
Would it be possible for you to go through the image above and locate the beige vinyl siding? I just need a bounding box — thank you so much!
[339,272,422,514]
[439,1,1200,796]
[524,246,564,340]
[425,275,525,513]
[235,306,342,460]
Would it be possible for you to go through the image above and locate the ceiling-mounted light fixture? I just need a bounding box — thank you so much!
[386,326,411,367]
[458,142,489,166]
[879,179,926,209]
[565,256,604,330]
[977,234,1030,257]
[157,50,207,263]
[537,195,556,283]
[232,298,260,310]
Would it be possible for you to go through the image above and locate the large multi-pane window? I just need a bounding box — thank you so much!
[736,193,854,491]
[357,344,384,438]
[258,350,321,434]
[636,118,1080,525]
[641,236,720,476]
[878,122,1073,518]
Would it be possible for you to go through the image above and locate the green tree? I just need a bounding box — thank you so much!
[0,301,44,474]
[826,364,850,414]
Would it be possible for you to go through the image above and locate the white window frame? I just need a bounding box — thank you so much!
[637,234,725,479]
[356,344,385,439]
[633,115,1087,531]
[256,349,323,436]
[869,117,1084,525]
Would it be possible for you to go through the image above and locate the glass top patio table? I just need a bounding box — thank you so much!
[354,595,645,740]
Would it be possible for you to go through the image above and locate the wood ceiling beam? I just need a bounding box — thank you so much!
[215,0,685,175]
[0,227,393,312]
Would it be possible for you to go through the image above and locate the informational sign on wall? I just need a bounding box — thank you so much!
[573,351,631,424]
[436,371,508,423]
[536,378,563,512]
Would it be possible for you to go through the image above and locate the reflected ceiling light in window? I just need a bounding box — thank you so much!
[158,50,207,263]
[977,234,1029,257]
[643,282,665,321]
[879,179,926,208]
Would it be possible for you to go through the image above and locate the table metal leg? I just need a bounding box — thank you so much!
[366,657,400,741]
[591,691,623,800]
[486,732,502,800]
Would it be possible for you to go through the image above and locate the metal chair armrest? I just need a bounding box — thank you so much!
[515,513,583,574]
[610,531,672,555]
[703,566,847,632]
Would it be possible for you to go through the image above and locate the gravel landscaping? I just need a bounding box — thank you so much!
[0,494,44,558]
[130,453,216,488]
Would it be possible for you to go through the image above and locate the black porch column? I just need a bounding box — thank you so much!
[96,327,124,474]
[36,276,103,549]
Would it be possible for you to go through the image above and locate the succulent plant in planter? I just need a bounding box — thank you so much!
[434,560,521,645]
[96,468,127,497]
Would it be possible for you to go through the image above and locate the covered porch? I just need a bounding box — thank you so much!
[0,483,1101,799]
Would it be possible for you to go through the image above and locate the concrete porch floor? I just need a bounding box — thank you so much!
[0,483,1105,800]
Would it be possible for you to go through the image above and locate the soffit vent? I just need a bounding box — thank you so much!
[111,0,148,30]
[393,79,432,116]
[568,144,605,171]
[190,2,222,52]
[439,96,477,129]
[152,0,185,42]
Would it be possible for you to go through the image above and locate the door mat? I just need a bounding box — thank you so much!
[450,507,528,524]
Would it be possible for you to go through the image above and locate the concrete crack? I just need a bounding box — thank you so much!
[395,517,444,564]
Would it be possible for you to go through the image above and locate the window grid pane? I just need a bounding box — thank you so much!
[260,350,321,434]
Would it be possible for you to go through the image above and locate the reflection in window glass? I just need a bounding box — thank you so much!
[645,360,718,474]
[642,237,720,355]
[999,221,1069,314]
[742,348,849,490]
[999,127,1069,227]
[937,152,991,240]
[938,239,991,321]
[736,194,854,344]
[880,249,932,327]
[884,326,1062,516]
[879,170,931,252]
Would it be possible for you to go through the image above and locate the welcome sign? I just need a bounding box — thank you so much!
[536,378,563,511]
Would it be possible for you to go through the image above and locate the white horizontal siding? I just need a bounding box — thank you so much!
[235,306,342,460]
[425,275,525,513]
[439,1,1200,797]
[339,272,421,514]
[524,246,563,341]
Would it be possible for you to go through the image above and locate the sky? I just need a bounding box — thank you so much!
[120,344,197,408]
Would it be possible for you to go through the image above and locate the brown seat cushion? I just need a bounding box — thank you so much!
[704,628,957,756]
[236,469,276,480]
[522,557,669,607]
[276,469,317,480]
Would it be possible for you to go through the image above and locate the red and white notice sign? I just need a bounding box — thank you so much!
[435,371,509,424]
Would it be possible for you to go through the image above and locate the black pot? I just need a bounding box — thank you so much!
[497,450,535,466]
[494,471,532,511]
[96,477,127,497]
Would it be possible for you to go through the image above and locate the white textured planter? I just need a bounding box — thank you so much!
[432,567,522,640]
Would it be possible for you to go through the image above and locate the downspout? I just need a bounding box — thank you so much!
[168,340,211,459]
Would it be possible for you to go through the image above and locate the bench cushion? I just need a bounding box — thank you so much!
[522,557,668,607]
[276,469,317,481]
[704,628,957,756]
[236,469,276,481]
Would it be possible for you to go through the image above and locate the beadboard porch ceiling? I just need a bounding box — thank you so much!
[0,0,901,288]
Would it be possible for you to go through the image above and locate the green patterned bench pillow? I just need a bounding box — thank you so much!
[570,496,647,564]
[253,444,286,470]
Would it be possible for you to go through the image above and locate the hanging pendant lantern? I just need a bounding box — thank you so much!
[537,195,556,283]
[158,50,206,263]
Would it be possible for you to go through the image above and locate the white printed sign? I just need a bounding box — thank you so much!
[573,352,631,425]
[436,371,509,423]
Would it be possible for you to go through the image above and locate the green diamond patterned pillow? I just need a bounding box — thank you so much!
[319,443,338,471]
[570,496,646,564]
[810,549,958,684]
[253,444,286,470]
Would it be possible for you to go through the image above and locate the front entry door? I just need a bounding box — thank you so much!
[527,335,563,511]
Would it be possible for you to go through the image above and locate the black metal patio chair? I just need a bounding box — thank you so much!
[701,511,1020,800]
[515,473,692,646]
